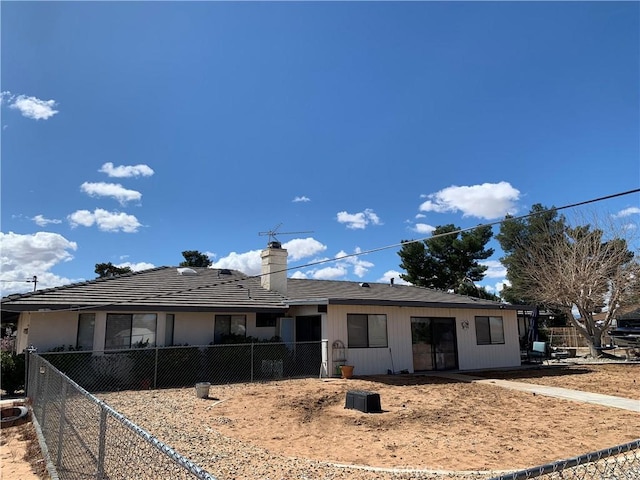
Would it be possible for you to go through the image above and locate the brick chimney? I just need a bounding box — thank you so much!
[261,241,288,296]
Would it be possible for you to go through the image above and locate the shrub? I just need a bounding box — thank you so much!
[1,351,25,396]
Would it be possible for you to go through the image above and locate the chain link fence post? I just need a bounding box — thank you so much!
[250,342,254,382]
[153,347,159,389]
[55,380,68,468]
[96,407,108,480]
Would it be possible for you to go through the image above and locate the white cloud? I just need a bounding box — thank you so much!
[0,231,79,295]
[415,213,426,219]
[0,91,14,104]
[80,182,142,205]
[419,182,520,219]
[211,250,262,276]
[67,209,142,233]
[311,265,348,280]
[480,260,507,279]
[377,270,411,285]
[413,223,436,235]
[484,279,510,295]
[294,247,374,280]
[292,196,311,203]
[211,237,327,276]
[335,248,374,278]
[32,215,62,227]
[282,238,327,261]
[9,94,58,120]
[613,207,640,218]
[290,271,308,279]
[117,261,155,272]
[99,162,155,178]
[336,208,382,229]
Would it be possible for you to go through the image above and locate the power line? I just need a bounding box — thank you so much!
[285,187,640,272]
[2,187,638,314]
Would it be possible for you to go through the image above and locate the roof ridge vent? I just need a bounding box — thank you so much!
[177,267,198,276]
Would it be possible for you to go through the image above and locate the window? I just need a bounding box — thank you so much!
[347,314,387,348]
[256,312,277,328]
[165,314,175,346]
[105,313,157,350]
[77,313,95,350]
[214,315,246,343]
[475,316,505,345]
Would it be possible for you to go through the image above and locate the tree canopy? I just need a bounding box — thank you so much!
[497,209,640,356]
[180,250,212,268]
[95,262,132,278]
[496,203,567,305]
[398,224,496,298]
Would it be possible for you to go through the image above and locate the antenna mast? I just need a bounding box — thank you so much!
[258,223,314,246]
[26,275,38,292]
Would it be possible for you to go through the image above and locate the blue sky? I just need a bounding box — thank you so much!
[1,1,639,296]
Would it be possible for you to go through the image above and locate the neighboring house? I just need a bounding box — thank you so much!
[1,242,526,375]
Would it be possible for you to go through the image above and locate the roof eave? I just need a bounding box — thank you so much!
[328,298,522,310]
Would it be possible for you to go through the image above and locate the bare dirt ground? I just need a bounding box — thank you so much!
[99,363,640,479]
[471,362,639,397]
[0,421,48,480]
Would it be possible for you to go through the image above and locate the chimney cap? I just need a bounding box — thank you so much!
[268,241,282,249]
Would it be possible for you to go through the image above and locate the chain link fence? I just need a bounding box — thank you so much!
[38,341,324,393]
[27,353,217,480]
[489,439,640,479]
[26,342,639,479]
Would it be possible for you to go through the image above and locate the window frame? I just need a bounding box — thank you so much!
[347,313,388,348]
[214,315,247,343]
[475,316,505,345]
[76,313,96,350]
[104,313,157,350]
[165,314,175,346]
[256,312,278,328]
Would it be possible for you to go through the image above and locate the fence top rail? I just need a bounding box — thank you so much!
[32,353,218,480]
[39,340,324,355]
[491,438,640,480]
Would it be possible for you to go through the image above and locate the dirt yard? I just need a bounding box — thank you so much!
[0,421,48,480]
[99,363,640,479]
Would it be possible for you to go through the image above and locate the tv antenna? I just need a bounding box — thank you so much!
[258,223,314,245]
[26,275,38,292]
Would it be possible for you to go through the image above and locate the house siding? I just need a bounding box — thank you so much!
[17,311,78,353]
[325,304,520,376]
[16,309,282,352]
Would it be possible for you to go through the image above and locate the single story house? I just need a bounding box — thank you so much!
[1,242,526,375]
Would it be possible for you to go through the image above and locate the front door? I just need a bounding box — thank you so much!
[411,317,458,371]
[295,315,321,342]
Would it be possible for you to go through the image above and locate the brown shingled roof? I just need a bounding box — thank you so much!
[1,267,287,312]
[2,267,518,312]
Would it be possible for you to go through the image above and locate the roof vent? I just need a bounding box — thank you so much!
[177,268,198,276]
[359,282,371,288]
[219,269,232,275]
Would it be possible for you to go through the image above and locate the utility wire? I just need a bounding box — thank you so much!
[289,187,640,271]
[2,187,639,314]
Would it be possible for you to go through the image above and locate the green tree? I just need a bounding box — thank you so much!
[496,203,567,305]
[0,351,25,396]
[180,250,212,267]
[398,224,494,297]
[498,210,640,357]
[95,262,132,278]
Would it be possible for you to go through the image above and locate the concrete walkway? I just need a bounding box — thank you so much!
[433,373,640,413]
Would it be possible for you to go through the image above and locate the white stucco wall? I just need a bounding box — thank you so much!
[324,304,521,375]
[17,311,78,353]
